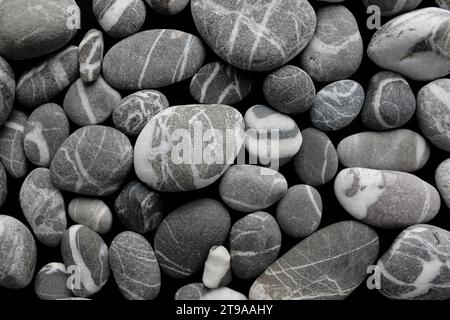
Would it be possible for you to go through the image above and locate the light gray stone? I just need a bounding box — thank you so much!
[202,246,232,289]
[435,158,450,209]
[79,29,104,83]
[34,263,72,300]
[0,56,14,126]
[68,198,113,234]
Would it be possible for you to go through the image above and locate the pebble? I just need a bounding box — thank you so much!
[175,283,209,300]
[50,125,133,196]
[190,62,252,105]
[0,163,6,207]
[436,0,450,9]
[154,199,231,278]
[299,6,363,82]
[310,80,365,131]
[114,181,163,234]
[64,77,121,126]
[191,0,316,72]
[134,104,244,192]
[61,225,110,297]
[0,110,28,179]
[16,46,80,109]
[109,231,161,300]
[146,0,190,15]
[377,225,450,300]
[293,128,338,187]
[0,0,80,60]
[335,168,441,229]
[113,90,169,137]
[79,29,104,83]
[230,212,282,280]
[23,103,70,168]
[34,263,72,300]
[0,215,37,289]
[19,168,67,247]
[368,8,450,81]
[68,198,113,234]
[276,185,322,239]
[249,221,379,300]
[202,246,232,289]
[103,30,205,90]
[0,56,15,126]
[219,165,288,213]
[201,288,247,300]
[435,159,450,209]
[337,130,430,172]
[363,0,423,16]
[362,72,416,130]
[93,0,146,38]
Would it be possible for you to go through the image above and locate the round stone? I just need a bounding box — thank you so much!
[435,159,450,209]
[202,246,232,289]
[175,283,210,300]
[0,56,15,126]
[145,0,190,15]
[0,163,6,207]
[34,263,72,300]
[79,29,104,83]
[363,0,423,16]
[68,198,113,234]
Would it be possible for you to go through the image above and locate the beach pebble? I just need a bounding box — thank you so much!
[190,62,252,105]
[135,104,244,192]
[19,168,67,247]
[202,246,232,289]
[368,8,450,81]
[293,128,338,187]
[23,103,70,168]
[0,215,37,289]
[230,212,282,280]
[276,185,322,239]
[103,30,205,90]
[146,0,190,15]
[435,159,450,209]
[109,231,161,300]
[0,56,15,126]
[219,165,288,213]
[436,0,450,9]
[0,163,6,207]
[337,130,430,172]
[68,198,113,234]
[0,0,80,60]
[113,90,169,137]
[299,6,363,82]
[154,199,231,278]
[79,29,104,83]
[115,181,163,234]
[175,283,209,300]
[363,0,423,16]
[201,288,247,300]
[61,225,110,297]
[335,168,441,229]
[34,263,72,300]
[50,125,133,196]
[191,0,316,72]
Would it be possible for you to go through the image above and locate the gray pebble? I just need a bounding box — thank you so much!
[0,163,6,207]
[175,283,210,300]
[146,0,190,15]
[34,263,72,300]
[435,158,450,209]
[79,29,104,83]
[68,198,113,234]
[0,56,15,126]
[436,0,450,10]
[363,0,423,16]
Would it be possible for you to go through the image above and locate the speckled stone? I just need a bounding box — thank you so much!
[250,221,379,300]
[146,0,190,15]
[154,199,231,278]
[34,263,72,300]
[377,224,450,300]
[0,163,6,207]
[276,185,322,239]
[109,231,161,300]
[20,168,67,247]
[337,130,430,172]
[335,168,441,229]
[50,125,133,196]
[310,80,365,132]
[79,29,104,83]
[68,198,113,234]
[363,0,423,16]
[436,159,450,209]
[0,56,15,126]
[175,283,210,300]
[191,0,316,72]
[202,246,232,289]
[436,0,450,10]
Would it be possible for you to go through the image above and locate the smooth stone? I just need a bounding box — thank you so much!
[299,6,363,82]
[146,0,190,15]
[113,90,169,137]
[175,283,210,300]
[190,62,252,105]
[201,288,247,300]
[337,130,430,172]
[61,225,110,297]
[134,104,244,192]
[335,168,441,229]
[114,181,163,234]
[154,199,231,278]
[263,65,315,115]
[57,298,91,300]
[368,8,450,81]
[436,0,450,10]
[34,263,72,300]
[377,224,450,300]
[93,0,146,39]
[362,72,416,130]
[103,30,205,90]
[64,77,121,126]
[109,231,161,300]
[191,0,316,72]
[276,185,322,239]
[310,80,365,131]
[219,165,288,213]
[0,56,15,126]
[23,103,70,168]
[230,212,282,280]
[435,158,450,209]
[0,110,28,178]
[294,128,338,187]
[79,29,104,83]
[68,198,113,234]
[0,163,6,207]
[50,125,133,196]
[363,0,422,16]
[202,246,232,289]
[19,168,67,247]
[0,0,80,60]
[0,215,37,289]
[16,46,80,109]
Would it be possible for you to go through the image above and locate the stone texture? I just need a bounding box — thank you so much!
[436,0,450,10]
[68,198,113,234]
[0,56,15,126]
[0,163,6,207]
[175,283,210,300]
[34,263,72,300]
[146,0,190,15]
[436,158,450,209]
[79,29,104,83]
[363,0,423,16]
[202,246,232,289]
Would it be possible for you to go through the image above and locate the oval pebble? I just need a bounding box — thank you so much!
[175,283,210,300]
[34,263,72,300]
[202,246,232,289]
[146,0,190,15]
[435,159,450,209]
[68,198,113,234]
[0,163,6,207]
[363,0,422,16]
[79,29,104,83]
[0,56,15,126]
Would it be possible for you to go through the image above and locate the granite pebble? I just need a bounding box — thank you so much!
[79,29,104,83]
[68,198,113,234]
[34,263,72,300]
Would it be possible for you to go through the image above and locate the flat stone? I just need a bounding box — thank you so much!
[0,56,15,126]
[146,0,190,15]
[68,198,113,234]
[363,0,423,16]
[34,263,72,300]
[436,158,450,209]
[0,163,6,207]
[202,246,232,289]
[175,283,210,300]
[79,29,104,83]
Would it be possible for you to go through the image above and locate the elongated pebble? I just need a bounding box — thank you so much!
[34,263,72,300]
[202,246,232,289]
[0,163,6,207]
[79,29,104,83]
[436,159,450,209]
[0,56,15,126]
[68,198,113,234]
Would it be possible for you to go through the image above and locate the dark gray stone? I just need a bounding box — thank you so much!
[436,0,450,9]
[146,0,190,15]
[0,56,14,126]
[363,0,422,16]
[34,263,72,300]
[175,283,209,300]
[0,163,6,207]
[79,29,104,83]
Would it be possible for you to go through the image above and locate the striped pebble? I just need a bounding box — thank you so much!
[363,0,423,16]
[175,283,210,300]
[0,56,15,126]
[34,263,72,300]
[68,198,113,234]
[79,29,104,83]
